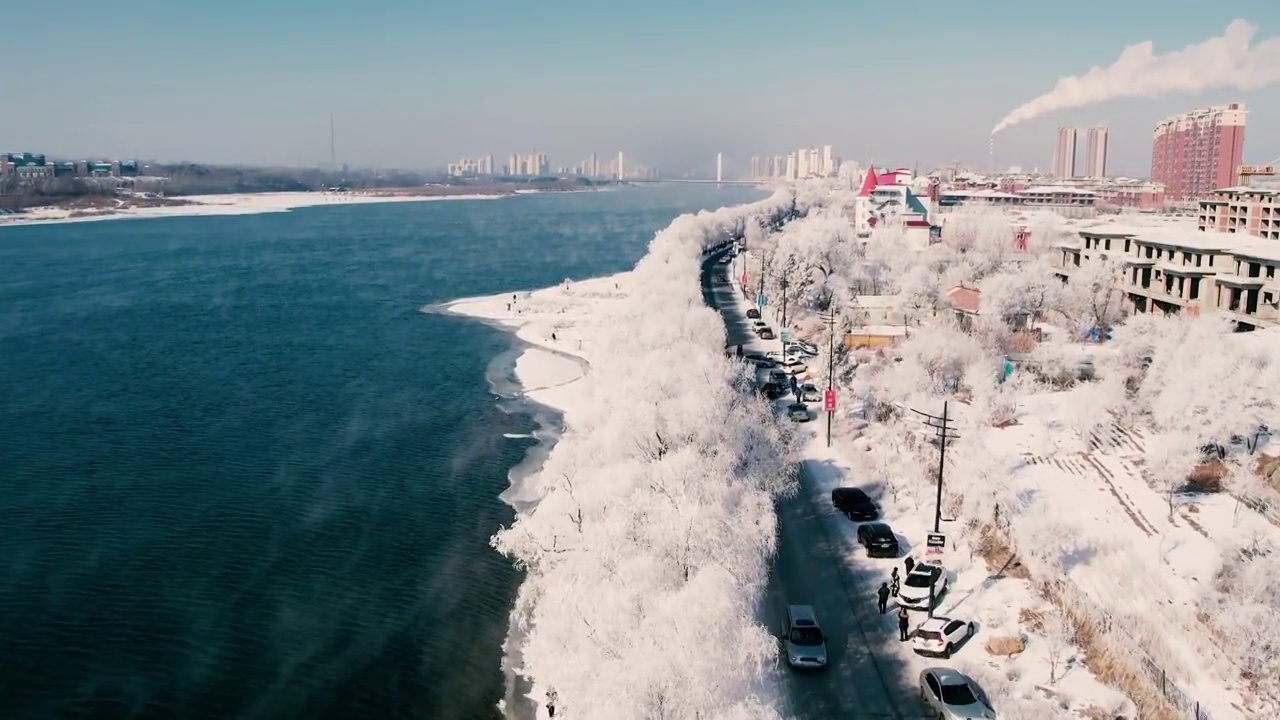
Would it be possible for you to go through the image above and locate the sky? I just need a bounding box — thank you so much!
[5,1,1280,178]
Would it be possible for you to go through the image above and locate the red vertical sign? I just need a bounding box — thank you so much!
[823,390,836,412]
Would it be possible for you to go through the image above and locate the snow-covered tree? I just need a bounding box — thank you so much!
[1055,253,1129,338]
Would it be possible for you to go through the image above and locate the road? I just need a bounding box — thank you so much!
[701,250,923,720]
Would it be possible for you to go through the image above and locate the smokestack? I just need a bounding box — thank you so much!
[989,135,995,173]
[992,20,1280,134]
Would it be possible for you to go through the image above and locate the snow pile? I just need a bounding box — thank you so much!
[493,190,805,720]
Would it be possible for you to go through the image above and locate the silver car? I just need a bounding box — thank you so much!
[783,605,828,670]
[919,668,995,719]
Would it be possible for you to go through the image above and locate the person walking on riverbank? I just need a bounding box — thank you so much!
[898,606,911,641]
[877,582,890,614]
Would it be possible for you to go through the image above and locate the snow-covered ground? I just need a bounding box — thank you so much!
[432,191,801,720]
[0,190,508,228]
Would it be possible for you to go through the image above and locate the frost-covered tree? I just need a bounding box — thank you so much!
[492,191,806,720]
[1055,253,1129,338]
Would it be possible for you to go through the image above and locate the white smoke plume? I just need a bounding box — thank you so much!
[992,20,1280,134]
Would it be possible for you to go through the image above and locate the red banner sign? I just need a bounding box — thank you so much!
[823,389,836,412]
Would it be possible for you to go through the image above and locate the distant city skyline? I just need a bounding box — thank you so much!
[4,4,1280,175]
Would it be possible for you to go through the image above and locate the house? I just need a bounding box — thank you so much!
[1213,240,1280,330]
[844,325,908,349]
[852,168,938,247]
[944,285,982,330]
[1052,222,1278,321]
[846,295,903,325]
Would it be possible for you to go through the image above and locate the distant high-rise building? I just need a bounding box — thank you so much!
[785,153,797,181]
[617,151,624,180]
[1152,103,1246,200]
[821,145,834,177]
[716,152,724,182]
[1084,127,1109,178]
[750,156,761,180]
[1053,127,1078,178]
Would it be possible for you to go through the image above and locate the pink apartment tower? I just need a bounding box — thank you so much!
[1151,103,1246,201]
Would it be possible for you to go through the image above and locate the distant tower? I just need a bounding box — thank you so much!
[618,151,624,181]
[1053,127,1078,178]
[1085,126,1110,178]
[716,152,724,182]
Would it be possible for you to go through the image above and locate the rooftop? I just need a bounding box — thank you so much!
[1228,238,1280,263]
[1078,224,1242,251]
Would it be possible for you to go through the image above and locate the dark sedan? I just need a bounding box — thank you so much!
[856,522,900,558]
[831,487,878,521]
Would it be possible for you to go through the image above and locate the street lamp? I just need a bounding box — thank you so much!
[780,278,790,327]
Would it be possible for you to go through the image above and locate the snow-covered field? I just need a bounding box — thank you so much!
[0,190,507,228]
[436,191,803,720]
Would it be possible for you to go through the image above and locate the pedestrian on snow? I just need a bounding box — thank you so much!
[898,607,911,641]
[736,344,743,357]
[546,688,558,717]
[890,567,900,597]
[551,332,557,341]
[904,556,915,575]
[877,582,890,614]
[506,303,511,311]
[512,294,517,302]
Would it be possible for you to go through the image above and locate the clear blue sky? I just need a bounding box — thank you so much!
[5,1,1280,177]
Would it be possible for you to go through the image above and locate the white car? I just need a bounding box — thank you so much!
[786,341,819,357]
[899,562,948,610]
[780,359,808,375]
[783,604,828,670]
[799,383,821,402]
[912,616,976,658]
[919,668,995,719]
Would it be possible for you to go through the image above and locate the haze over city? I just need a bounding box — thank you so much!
[7,1,1280,176]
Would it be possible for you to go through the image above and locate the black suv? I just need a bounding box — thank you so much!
[831,487,878,521]
[856,522,900,558]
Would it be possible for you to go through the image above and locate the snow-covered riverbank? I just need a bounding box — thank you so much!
[436,189,801,720]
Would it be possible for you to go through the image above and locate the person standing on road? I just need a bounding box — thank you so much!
[890,567,900,597]
[904,556,915,576]
[877,582,890,614]
[898,606,911,641]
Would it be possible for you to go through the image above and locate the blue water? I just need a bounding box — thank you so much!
[0,186,766,720]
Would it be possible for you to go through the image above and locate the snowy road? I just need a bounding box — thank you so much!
[701,252,920,720]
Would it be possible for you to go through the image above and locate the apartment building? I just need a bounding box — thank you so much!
[1151,103,1247,201]
[1054,221,1280,329]
[1198,187,1280,240]
[1053,127,1078,178]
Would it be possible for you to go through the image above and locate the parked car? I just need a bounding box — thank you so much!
[787,403,810,422]
[912,616,976,658]
[800,383,821,402]
[899,562,949,610]
[758,328,776,340]
[746,308,761,319]
[856,522,900,558]
[749,356,778,369]
[759,382,788,400]
[830,487,878,521]
[782,605,828,670]
[781,359,807,375]
[786,341,819,357]
[918,668,995,719]
[768,369,789,386]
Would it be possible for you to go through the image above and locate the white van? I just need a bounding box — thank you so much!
[783,605,828,670]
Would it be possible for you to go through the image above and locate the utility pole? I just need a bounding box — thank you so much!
[820,308,839,447]
[780,278,789,327]
[907,401,959,534]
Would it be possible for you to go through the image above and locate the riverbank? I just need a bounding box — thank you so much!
[434,189,800,720]
[0,185,605,229]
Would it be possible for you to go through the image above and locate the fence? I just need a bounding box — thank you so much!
[991,505,1216,720]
